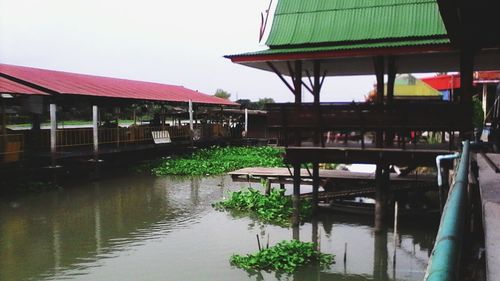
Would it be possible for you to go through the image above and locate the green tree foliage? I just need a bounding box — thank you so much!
[235,98,275,110]
[214,89,231,100]
[230,240,334,273]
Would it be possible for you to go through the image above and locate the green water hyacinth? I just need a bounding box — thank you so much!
[152,146,284,176]
[213,188,311,226]
[230,240,334,273]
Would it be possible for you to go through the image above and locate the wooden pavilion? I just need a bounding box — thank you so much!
[226,0,500,229]
[0,64,240,166]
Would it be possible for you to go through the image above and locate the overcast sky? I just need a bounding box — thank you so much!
[0,0,424,103]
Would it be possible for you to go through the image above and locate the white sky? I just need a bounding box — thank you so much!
[0,0,432,103]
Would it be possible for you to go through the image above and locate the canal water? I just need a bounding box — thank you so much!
[0,175,437,281]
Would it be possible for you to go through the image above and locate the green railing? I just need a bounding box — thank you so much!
[424,141,470,281]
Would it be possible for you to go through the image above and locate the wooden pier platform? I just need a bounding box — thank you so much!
[229,167,436,199]
[477,153,500,281]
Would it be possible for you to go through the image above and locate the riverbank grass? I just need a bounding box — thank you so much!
[152,146,283,176]
[230,240,334,273]
[213,188,311,226]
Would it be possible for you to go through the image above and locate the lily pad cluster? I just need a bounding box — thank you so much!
[152,146,284,176]
[230,240,334,273]
[213,188,311,226]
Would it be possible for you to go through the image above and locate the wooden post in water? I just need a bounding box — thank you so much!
[292,162,301,226]
[375,164,390,232]
[50,103,57,167]
[312,162,320,214]
[393,201,399,268]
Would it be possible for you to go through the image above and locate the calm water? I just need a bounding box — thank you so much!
[0,175,437,281]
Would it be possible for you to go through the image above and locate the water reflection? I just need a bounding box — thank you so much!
[0,175,437,281]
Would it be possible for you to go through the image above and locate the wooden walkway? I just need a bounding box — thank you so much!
[229,167,436,199]
[477,153,500,281]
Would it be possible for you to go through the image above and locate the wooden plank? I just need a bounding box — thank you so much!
[228,167,435,182]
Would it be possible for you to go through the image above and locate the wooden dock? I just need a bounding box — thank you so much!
[229,167,436,199]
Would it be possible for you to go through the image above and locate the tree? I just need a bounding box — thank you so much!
[214,89,231,100]
[254,98,275,110]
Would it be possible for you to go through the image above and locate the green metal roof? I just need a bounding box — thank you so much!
[229,38,449,58]
[266,0,448,47]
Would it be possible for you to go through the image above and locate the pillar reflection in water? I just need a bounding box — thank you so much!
[373,229,389,281]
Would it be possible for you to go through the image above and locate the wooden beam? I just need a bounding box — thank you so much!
[266,62,295,94]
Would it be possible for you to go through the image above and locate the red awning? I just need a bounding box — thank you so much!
[0,64,237,106]
[0,76,50,95]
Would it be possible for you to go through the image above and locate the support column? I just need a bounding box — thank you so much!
[292,162,301,227]
[50,103,57,167]
[374,57,385,148]
[93,105,99,162]
[293,61,302,146]
[1,97,6,137]
[460,49,474,105]
[482,84,488,121]
[189,99,194,131]
[313,61,321,146]
[375,164,390,232]
[460,49,474,139]
[244,108,248,135]
[312,162,320,214]
[386,57,396,147]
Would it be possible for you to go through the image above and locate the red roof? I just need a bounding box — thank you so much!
[421,71,500,91]
[0,76,49,95]
[0,64,237,106]
[421,74,461,91]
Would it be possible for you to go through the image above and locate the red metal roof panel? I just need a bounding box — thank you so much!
[421,74,461,91]
[0,64,237,106]
[0,76,50,95]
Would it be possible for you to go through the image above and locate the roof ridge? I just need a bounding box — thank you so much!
[276,0,437,16]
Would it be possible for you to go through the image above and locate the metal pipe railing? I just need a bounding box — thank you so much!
[424,141,470,281]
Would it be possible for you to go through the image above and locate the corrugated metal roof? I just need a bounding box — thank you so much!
[266,0,447,47]
[0,64,237,106]
[0,76,49,95]
[228,38,450,59]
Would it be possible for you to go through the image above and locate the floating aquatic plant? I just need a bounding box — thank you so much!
[230,240,334,273]
[151,146,284,176]
[213,188,311,226]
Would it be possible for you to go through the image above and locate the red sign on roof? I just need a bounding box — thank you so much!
[0,64,237,106]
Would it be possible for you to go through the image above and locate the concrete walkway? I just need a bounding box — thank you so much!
[477,153,500,281]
